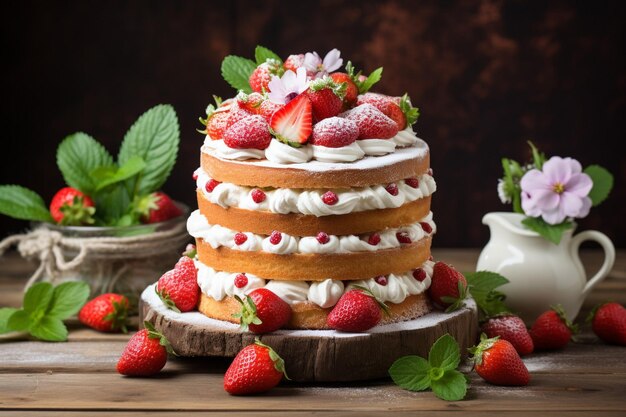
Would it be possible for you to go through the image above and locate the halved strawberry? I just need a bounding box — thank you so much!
[269,94,312,147]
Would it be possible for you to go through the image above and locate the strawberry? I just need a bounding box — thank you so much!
[587,302,626,345]
[470,334,530,386]
[257,100,284,123]
[137,191,183,224]
[117,321,175,376]
[234,288,292,334]
[249,60,283,93]
[341,103,399,139]
[330,72,358,107]
[305,78,345,122]
[529,305,577,350]
[269,93,312,146]
[225,102,254,130]
[224,339,288,395]
[283,54,305,72]
[78,293,129,333]
[427,261,468,312]
[224,115,272,150]
[236,91,265,114]
[156,256,199,312]
[481,314,534,356]
[49,187,95,225]
[357,92,419,130]
[205,110,230,139]
[327,286,389,332]
[310,116,358,148]
[199,96,231,139]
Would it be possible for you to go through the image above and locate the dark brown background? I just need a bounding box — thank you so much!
[1,0,624,248]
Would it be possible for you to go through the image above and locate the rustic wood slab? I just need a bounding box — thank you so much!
[140,284,479,382]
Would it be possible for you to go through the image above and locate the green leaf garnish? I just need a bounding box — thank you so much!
[2,281,90,342]
[0,185,54,222]
[465,271,510,317]
[255,45,282,65]
[584,165,613,207]
[221,55,257,93]
[91,156,146,192]
[399,93,420,126]
[358,67,383,94]
[389,334,468,401]
[118,104,179,197]
[528,141,546,170]
[521,216,573,245]
[56,132,115,194]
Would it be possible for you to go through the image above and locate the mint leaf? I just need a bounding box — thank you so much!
[528,141,546,170]
[92,156,146,192]
[389,356,431,391]
[584,165,613,207]
[23,282,54,313]
[521,217,573,245]
[29,316,68,342]
[7,309,30,331]
[221,55,257,93]
[465,271,510,317]
[358,67,383,94]
[118,104,180,196]
[0,185,54,222]
[93,186,132,226]
[255,46,282,65]
[0,308,18,334]
[428,334,460,371]
[47,281,90,320]
[57,132,115,194]
[430,370,467,401]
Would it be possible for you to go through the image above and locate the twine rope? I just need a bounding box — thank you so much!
[0,223,189,289]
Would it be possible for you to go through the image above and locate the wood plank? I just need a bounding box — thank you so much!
[2,413,625,417]
[0,373,624,412]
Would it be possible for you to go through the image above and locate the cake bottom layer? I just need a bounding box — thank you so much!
[198,292,432,330]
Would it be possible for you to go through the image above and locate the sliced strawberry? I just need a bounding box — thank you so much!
[269,94,312,147]
[224,115,271,150]
[310,117,358,148]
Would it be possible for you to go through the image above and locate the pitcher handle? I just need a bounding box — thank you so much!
[570,230,616,296]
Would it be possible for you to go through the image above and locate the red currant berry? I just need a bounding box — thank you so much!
[205,179,220,192]
[405,177,419,188]
[420,222,433,234]
[367,233,381,245]
[385,183,399,196]
[251,189,266,204]
[322,191,338,205]
[234,273,248,288]
[234,233,248,245]
[396,232,412,244]
[269,231,282,245]
[375,275,388,286]
[412,268,427,282]
[316,232,330,244]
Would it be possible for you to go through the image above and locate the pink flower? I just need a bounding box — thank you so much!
[521,156,593,224]
[267,67,310,104]
[303,48,343,78]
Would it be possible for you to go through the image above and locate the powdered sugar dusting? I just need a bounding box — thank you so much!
[142,284,476,338]
[202,138,429,173]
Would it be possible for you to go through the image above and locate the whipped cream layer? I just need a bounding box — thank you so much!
[205,125,420,163]
[196,260,434,308]
[187,209,436,255]
[196,169,436,217]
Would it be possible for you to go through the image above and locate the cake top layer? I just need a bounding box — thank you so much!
[199,46,423,168]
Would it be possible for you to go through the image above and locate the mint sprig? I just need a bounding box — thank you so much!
[465,271,510,318]
[389,334,468,401]
[57,132,115,195]
[0,185,54,222]
[1,281,90,341]
[221,55,257,93]
[345,61,383,94]
[255,45,282,66]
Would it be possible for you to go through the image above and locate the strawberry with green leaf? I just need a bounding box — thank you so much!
[233,288,292,334]
[156,256,199,313]
[78,293,129,333]
[428,262,469,312]
[529,305,577,350]
[327,285,389,332]
[117,321,176,376]
[469,334,530,386]
[49,187,96,225]
[389,334,468,401]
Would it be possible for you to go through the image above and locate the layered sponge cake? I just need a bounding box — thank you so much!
[189,47,436,330]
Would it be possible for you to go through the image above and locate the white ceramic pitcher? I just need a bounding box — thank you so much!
[476,212,615,324]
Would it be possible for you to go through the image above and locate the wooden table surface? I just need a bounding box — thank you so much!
[0,249,624,417]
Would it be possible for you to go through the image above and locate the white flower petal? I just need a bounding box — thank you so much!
[323,48,343,73]
[304,52,321,72]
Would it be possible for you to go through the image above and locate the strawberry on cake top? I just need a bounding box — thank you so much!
[200,48,420,164]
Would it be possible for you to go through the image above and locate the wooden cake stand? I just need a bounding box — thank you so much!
[140,285,478,382]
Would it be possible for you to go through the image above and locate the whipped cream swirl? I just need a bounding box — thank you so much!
[265,139,313,163]
[391,126,420,147]
[357,139,396,156]
[187,210,436,254]
[196,262,433,307]
[195,168,436,217]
